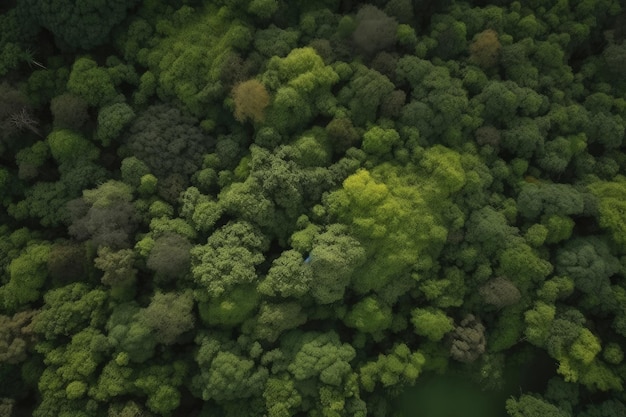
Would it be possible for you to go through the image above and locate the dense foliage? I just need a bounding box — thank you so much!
[1,0,626,416]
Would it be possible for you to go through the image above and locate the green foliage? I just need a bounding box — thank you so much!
[23,0,140,49]
[263,375,302,417]
[66,58,119,107]
[588,176,626,250]
[506,394,569,417]
[410,307,454,341]
[1,242,51,311]
[308,224,366,304]
[106,303,156,363]
[287,331,356,387]
[362,126,400,157]
[344,296,393,334]
[191,221,268,298]
[198,285,260,328]
[359,344,425,392]
[96,103,135,146]
[33,283,107,340]
[141,5,252,117]
[47,129,99,167]
[125,104,212,182]
[249,302,307,343]
[68,181,138,249]
[15,140,49,180]
[258,250,313,298]
[555,237,620,307]
[340,65,394,126]
[137,291,194,345]
[194,336,268,402]
[326,160,458,294]
[3,0,626,416]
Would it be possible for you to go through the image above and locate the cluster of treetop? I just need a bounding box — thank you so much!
[0,0,625,416]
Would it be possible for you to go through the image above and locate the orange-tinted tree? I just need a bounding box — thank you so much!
[469,29,501,69]
[232,79,270,124]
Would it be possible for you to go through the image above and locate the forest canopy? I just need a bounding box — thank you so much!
[1,0,626,417]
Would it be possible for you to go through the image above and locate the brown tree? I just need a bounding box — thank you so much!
[50,93,89,130]
[352,6,398,56]
[232,79,270,124]
[470,29,501,69]
[449,314,486,363]
[479,277,522,309]
[0,310,38,364]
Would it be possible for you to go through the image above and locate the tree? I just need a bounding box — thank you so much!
[352,6,398,56]
[588,176,626,251]
[15,140,49,180]
[47,129,99,167]
[431,15,467,60]
[497,243,553,293]
[193,337,268,403]
[191,221,269,298]
[258,250,313,299]
[0,242,51,311]
[263,375,302,417]
[50,93,89,131]
[254,25,300,58]
[469,29,501,68]
[0,310,38,364]
[21,0,140,49]
[287,331,356,387]
[232,79,270,124]
[555,237,620,307]
[134,362,187,415]
[517,183,584,219]
[479,277,521,309]
[449,314,486,363]
[198,285,260,328]
[359,344,425,392]
[249,302,307,343]
[464,206,519,256]
[0,82,31,146]
[66,57,119,107]
[341,65,395,126]
[33,283,107,340]
[68,181,138,249]
[248,0,279,20]
[89,359,135,402]
[362,126,400,157]
[506,394,570,417]
[137,291,195,345]
[45,241,87,286]
[106,303,157,363]
[344,296,393,334]
[525,301,556,347]
[120,157,150,188]
[146,233,192,283]
[94,247,137,288]
[35,326,109,416]
[411,308,454,342]
[125,104,213,182]
[578,400,626,417]
[95,103,135,146]
[308,224,366,304]
[262,48,339,133]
